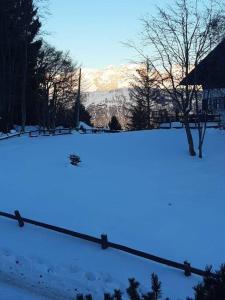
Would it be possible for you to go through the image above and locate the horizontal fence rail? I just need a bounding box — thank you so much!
[0,133,21,141]
[29,128,72,137]
[79,128,121,134]
[0,210,215,279]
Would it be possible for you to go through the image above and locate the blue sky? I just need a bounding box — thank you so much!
[43,0,168,68]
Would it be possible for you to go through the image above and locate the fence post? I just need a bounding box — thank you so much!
[184,260,191,277]
[14,210,24,227]
[101,234,108,250]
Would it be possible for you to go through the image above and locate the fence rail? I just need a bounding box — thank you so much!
[29,128,72,137]
[79,128,121,134]
[0,133,21,141]
[0,209,214,279]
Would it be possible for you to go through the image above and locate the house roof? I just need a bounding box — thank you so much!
[180,39,225,88]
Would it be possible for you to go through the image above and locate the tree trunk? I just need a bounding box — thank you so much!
[75,68,82,129]
[183,115,196,156]
[21,40,28,132]
[199,142,203,159]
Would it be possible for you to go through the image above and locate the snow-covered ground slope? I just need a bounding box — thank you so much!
[0,281,49,300]
[0,129,225,299]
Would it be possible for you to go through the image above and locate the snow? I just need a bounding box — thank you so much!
[0,131,20,140]
[0,129,225,299]
[84,88,130,107]
[79,121,93,130]
[0,280,50,300]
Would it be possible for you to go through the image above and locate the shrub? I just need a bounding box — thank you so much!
[75,266,225,300]
[69,154,81,166]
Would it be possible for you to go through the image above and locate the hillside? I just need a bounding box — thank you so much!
[82,65,172,128]
[0,129,225,299]
[82,65,135,128]
[83,88,130,128]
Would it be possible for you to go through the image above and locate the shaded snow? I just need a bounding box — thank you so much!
[0,280,50,300]
[0,129,225,299]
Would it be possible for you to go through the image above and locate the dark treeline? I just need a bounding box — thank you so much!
[0,0,90,133]
[0,0,41,132]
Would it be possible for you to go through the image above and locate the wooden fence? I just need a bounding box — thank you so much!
[157,114,221,129]
[0,209,214,279]
[79,128,120,134]
[29,128,120,136]
[29,128,72,137]
[0,133,21,141]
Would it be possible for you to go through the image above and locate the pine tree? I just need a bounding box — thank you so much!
[75,103,92,127]
[0,0,42,132]
[108,115,122,131]
[193,265,225,300]
[151,273,161,300]
[129,59,159,130]
[129,99,149,130]
[126,278,141,300]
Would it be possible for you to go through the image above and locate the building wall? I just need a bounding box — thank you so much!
[203,88,225,124]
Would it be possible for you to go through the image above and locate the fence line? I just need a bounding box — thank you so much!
[0,210,213,279]
[0,133,21,141]
[29,128,72,137]
[79,128,121,134]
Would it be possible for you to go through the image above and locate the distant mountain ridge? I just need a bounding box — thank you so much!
[83,88,131,128]
[83,64,138,92]
[82,64,170,128]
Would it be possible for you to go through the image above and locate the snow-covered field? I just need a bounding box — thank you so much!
[0,281,49,300]
[0,129,225,299]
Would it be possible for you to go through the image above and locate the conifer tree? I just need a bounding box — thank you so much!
[129,59,159,130]
[0,0,42,132]
[108,115,122,131]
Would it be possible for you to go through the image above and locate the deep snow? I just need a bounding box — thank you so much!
[0,129,225,299]
[0,281,49,300]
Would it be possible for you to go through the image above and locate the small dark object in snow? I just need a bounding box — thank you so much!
[69,154,81,166]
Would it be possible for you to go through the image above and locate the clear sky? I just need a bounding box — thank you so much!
[43,0,168,69]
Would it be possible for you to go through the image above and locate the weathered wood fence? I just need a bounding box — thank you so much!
[0,133,21,141]
[79,128,120,134]
[0,209,214,279]
[29,128,72,137]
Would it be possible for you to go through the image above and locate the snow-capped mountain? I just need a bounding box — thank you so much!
[82,65,137,128]
[82,64,171,128]
[83,88,131,128]
[82,64,138,93]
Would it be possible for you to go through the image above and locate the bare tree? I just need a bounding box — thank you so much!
[38,43,79,128]
[126,0,225,156]
[75,68,82,129]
